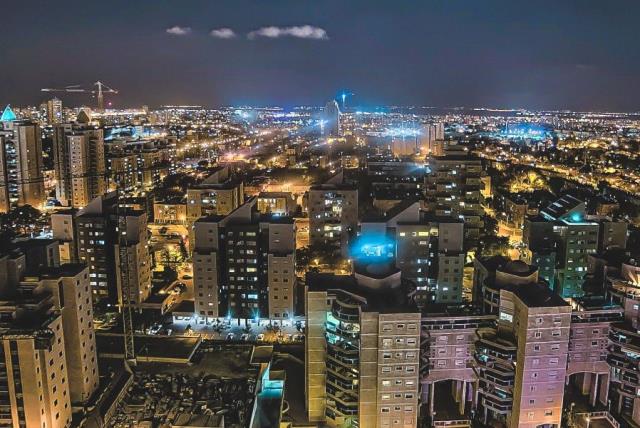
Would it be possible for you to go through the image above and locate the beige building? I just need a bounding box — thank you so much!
[418,123,445,155]
[475,282,571,428]
[424,143,484,245]
[115,211,152,307]
[23,265,100,404]
[51,209,78,265]
[193,199,296,321]
[53,123,106,207]
[186,182,243,222]
[0,306,72,428]
[305,275,421,428]
[308,180,358,256]
[257,192,296,216]
[267,253,296,320]
[15,122,46,208]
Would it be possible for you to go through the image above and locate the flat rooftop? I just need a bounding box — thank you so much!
[306,272,418,314]
[510,283,570,308]
[96,334,200,362]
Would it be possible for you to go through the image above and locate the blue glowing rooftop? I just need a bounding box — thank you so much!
[502,122,552,140]
[349,232,395,262]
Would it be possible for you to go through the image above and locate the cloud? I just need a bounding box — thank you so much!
[210,28,237,39]
[166,26,192,36]
[247,25,328,40]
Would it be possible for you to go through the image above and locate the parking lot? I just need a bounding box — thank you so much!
[171,317,305,343]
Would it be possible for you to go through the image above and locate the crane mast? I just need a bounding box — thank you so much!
[117,193,136,363]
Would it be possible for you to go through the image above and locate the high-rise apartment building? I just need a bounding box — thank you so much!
[323,100,341,137]
[193,198,296,321]
[46,97,63,125]
[419,123,445,155]
[22,265,99,404]
[308,176,358,256]
[0,310,71,428]
[186,167,244,222]
[53,121,106,207]
[0,137,9,213]
[474,282,571,428]
[0,115,46,208]
[424,143,484,246]
[305,274,421,428]
[114,211,152,307]
[51,192,151,304]
[355,201,465,304]
[606,256,640,424]
[524,195,599,299]
[107,153,139,192]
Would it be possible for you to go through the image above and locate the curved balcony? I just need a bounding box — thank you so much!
[327,342,359,366]
[331,300,361,323]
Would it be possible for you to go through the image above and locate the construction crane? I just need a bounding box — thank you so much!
[116,191,136,364]
[41,81,118,112]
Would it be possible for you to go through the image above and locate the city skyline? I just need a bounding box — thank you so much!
[2,0,640,110]
[1,3,640,428]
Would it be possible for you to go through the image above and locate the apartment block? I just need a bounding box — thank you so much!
[424,144,484,246]
[308,177,358,256]
[193,198,296,321]
[304,274,420,428]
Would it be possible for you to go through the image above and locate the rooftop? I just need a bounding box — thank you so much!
[306,272,418,314]
[510,283,569,308]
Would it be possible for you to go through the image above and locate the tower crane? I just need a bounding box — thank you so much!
[41,81,118,112]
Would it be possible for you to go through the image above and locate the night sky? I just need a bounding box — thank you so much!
[1,0,639,111]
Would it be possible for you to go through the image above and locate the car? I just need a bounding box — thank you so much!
[226,333,235,341]
[256,334,265,342]
[241,333,250,341]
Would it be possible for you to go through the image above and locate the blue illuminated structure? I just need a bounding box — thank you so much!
[349,232,395,262]
[250,365,285,428]
[502,122,552,140]
[0,105,16,122]
[382,127,421,138]
[570,212,583,223]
